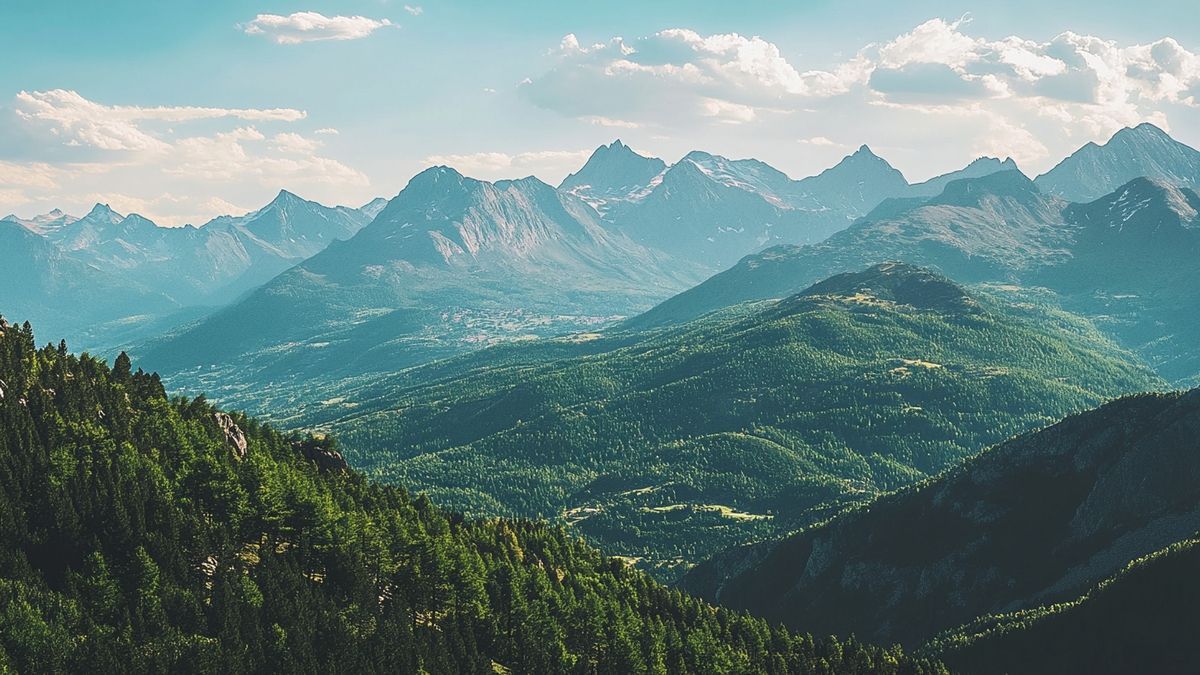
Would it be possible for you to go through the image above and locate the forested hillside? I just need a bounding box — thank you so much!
[311,264,1162,579]
[0,317,944,674]
[683,389,1200,653]
[929,538,1200,674]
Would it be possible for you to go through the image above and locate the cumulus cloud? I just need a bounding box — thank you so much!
[521,21,1200,168]
[520,29,862,126]
[241,12,395,45]
[0,90,369,226]
[423,149,593,182]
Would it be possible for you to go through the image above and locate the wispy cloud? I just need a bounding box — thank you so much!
[403,5,423,16]
[423,149,592,182]
[241,12,395,45]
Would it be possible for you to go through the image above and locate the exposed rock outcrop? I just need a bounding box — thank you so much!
[292,436,349,472]
[213,412,248,459]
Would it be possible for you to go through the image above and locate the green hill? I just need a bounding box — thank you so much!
[682,389,1200,657]
[312,263,1163,579]
[0,317,943,674]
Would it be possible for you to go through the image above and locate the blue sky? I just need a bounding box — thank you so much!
[2,0,1199,225]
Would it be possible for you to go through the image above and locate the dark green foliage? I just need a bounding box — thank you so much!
[314,264,1162,578]
[0,317,943,674]
[929,539,1200,674]
[683,389,1200,655]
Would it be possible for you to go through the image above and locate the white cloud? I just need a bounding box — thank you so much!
[241,12,395,45]
[314,127,340,135]
[403,5,423,16]
[522,22,1200,171]
[13,89,305,153]
[423,149,593,182]
[797,136,839,147]
[584,116,640,129]
[272,132,322,155]
[0,91,370,226]
[521,29,857,127]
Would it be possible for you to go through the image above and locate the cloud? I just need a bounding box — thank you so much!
[12,89,305,154]
[403,5,423,16]
[272,132,322,155]
[423,149,593,182]
[797,136,839,147]
[0,90,370,226]
[520,29,860,126]
[522,22,1200,169]
[241,12,395,45]
[314,127,340,135]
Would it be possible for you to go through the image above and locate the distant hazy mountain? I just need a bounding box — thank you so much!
[793,144,910,213]
[573,144,921,269]
[358,196,390,219]
[0,218,176,342]
[1035,177,1200,382]
[1,207,78,235]
[298,262,1160,580]
[630,170,1065,328]
[631,164,1200,385]
[907,156,1021,197]
[558,141,1023,271]
[1,192,377,350]
[137,167,702,396]
[560,139,667,209]
[683,389,1200,655]
[206,189,371,261]
[1035,123,1200,201]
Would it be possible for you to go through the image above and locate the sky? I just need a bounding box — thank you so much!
[2,0,1199,226]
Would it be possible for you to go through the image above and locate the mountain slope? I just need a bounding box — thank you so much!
[630,170,1066,329]
[1,207,78,235]
[559,139,667,210]
[1034,123,1200,201]
[683,389,1200,651]
[568,143,918,270]
[907,157,1020,197]
[305,263,1162,580]
[0,219,177,343]
[138,168,702,402]
[632,168,1200,386]
[929,538,1200,675]
[0,320,945,674]
[51,194,373,307]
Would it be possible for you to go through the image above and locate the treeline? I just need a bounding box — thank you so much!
[0,318,945,674]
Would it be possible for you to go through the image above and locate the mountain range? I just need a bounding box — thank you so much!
[2,191,382,349]
[631,130,1200,386]
[135,167,703,399]
[295,263,1162,579]
[7,115,1200,674]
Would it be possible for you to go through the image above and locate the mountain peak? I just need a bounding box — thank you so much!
[83,203,124,224]
[789,262,975,313]
[559,140,667,199]
[1035,122,1200,201]
[930,169,1041,208]
[268,189,307,208]
[1073,176,1200,227]
[1126,122,1170,138]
